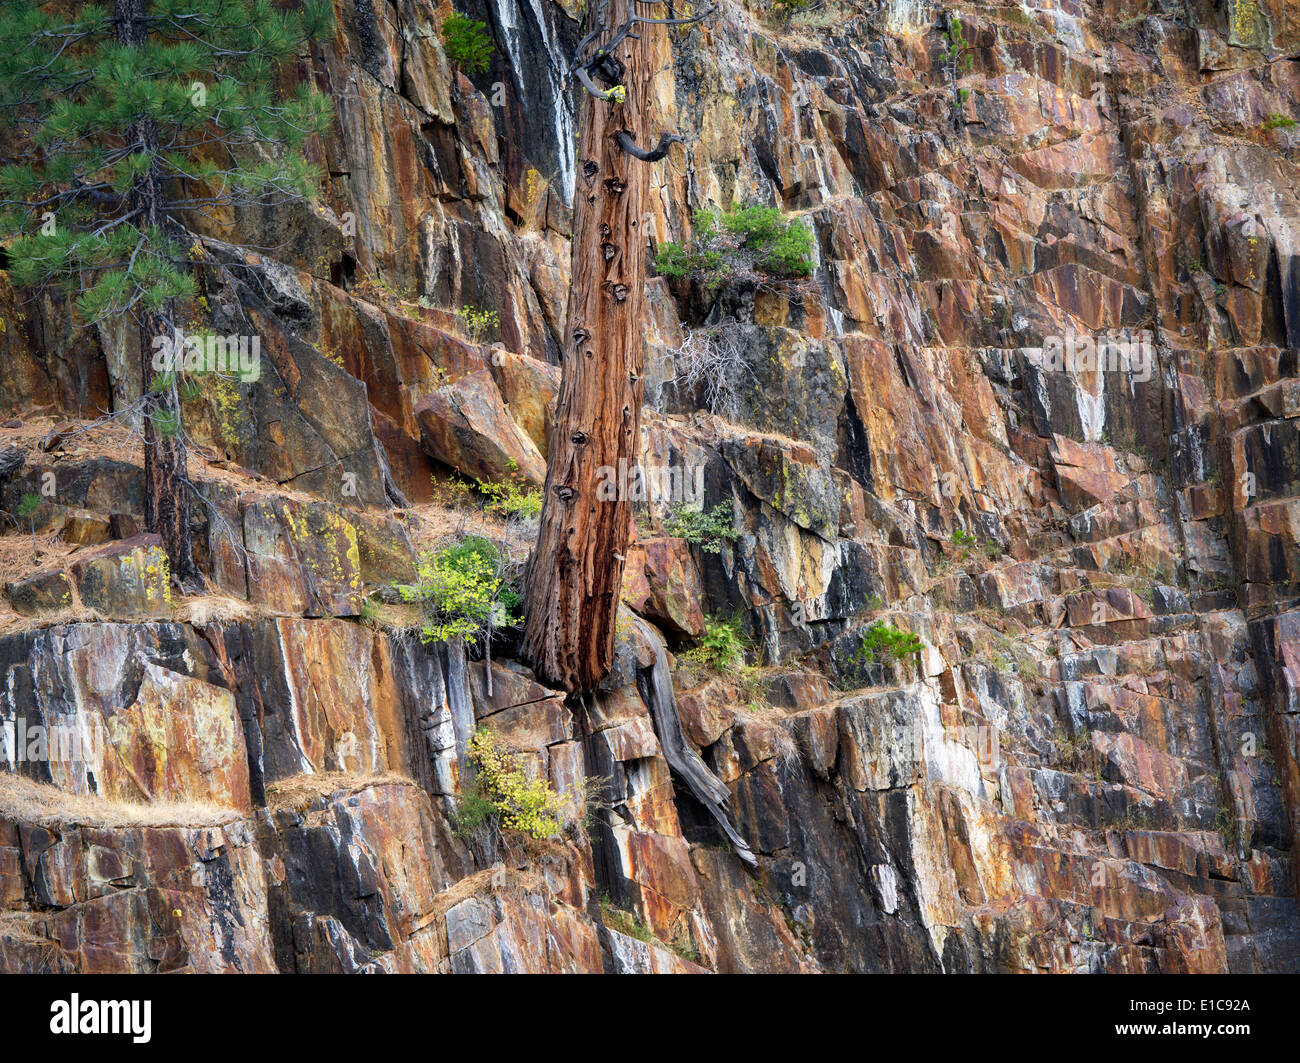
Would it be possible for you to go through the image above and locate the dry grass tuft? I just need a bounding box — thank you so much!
[264,771,418,814]
[174,594,261,627]
[0,910,52,946]
[0,528,79,589]
[0,605,109,640]
[733,704,803,772]
[0,773,241,829]
[402,495,531,562]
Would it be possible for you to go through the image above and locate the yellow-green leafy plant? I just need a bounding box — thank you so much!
[393,535,520,644]
[458,303,499,344]
[465,726,564,839]
[431,471,476,509]
[475,475,542,521]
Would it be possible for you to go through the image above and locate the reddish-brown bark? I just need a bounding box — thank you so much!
[522,0,656,692]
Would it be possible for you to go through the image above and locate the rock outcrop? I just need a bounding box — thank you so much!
[1,0,1299,973]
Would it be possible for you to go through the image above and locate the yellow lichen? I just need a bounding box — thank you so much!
[1233,0,1258,43]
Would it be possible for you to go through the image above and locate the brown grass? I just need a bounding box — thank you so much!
[264,771,419,814]
[733,704,803,771]
[0,528,83,593]
[174,594,261,627]
[402,493,532,563]
[0,606,109,640]
[426,863,547,922]
[0,910,51,945]
[0,773,240,829]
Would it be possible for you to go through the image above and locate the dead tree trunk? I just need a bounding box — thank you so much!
[522,0,659,692]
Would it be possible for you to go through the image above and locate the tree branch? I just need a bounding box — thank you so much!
[615,130,680,161]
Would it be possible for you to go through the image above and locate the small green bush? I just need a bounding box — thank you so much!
[465,726,564,839]
[448,776,497,838]
[682,614,749,672]
[393,535,519,644]
[663,500,738,553]
[949,527,1002,563]
[475,476,542,521]
[1262,112,1297,131]
[600,896,703,966]
[442,12,493,74]
[856,620,923,665]
[601,898,654,943]
[16,492,41,521]
[942,17,974,71]
[458,303,499,343]
[17,491,41,543]
[653,204,814,285]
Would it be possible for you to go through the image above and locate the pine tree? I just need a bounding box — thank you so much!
[0,0,333,586]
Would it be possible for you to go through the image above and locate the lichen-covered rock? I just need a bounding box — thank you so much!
[241,496,363,617]
[70,535,173,618]
[5,568,73,616]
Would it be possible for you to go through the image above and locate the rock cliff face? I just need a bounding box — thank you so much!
[2,0,1300,973]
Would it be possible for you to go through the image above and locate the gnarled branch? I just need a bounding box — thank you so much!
[570,2,716,93]
[615,130,680,161]
[576,64,621,101]
[596,5,717,59]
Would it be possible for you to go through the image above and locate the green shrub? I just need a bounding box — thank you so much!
[600,896,704,965]
[949,527,1003,563]
[441,12,493,74]
[458,303,499,343]
[682,614,749,672]
[600,898,654,943]
[393,535,519,644]
[663,500,738,553]
[16,492,41,521]
[16,491,41,543]
[448,776,497,838]
[943,17,975,71]
[653,204,814,285]
[466,726,564,839]
[430,471,476,509]
[1053,726,1096,774]
[475,476,542,521]
[856,620,923,665]
[1262,112,1297,131]
[669,926,704,965]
